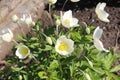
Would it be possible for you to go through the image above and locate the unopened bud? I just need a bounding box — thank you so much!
[46,37,52,45]
[48,0,57,4]
[84,73,91,80]
[56,19,61,26]
[19,75,23,80]
[31,21,35,26]
[86,27,90,34]
[12,15,18,23]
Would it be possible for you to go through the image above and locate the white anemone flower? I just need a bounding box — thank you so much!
[48,0,57,4]
[70,0,80,2]
[21,14,34,26]
[15,45,30,59]
[55,36,74,55]
[60,10,79,28]
[1,28,13,42]
[95,2,110,22]
[93,27,109,52]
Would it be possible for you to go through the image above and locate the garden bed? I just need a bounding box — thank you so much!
[0,0,120,79]
[44,0,120,51]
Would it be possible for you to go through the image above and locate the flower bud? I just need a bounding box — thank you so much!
[56,19,61,26]
[86,27,90,34]
[19,75,23,80]
[84,73,91,80]
[12,15,18,23]
[46,37,52,45]
[48,0,57,4]
[31,21,35,26]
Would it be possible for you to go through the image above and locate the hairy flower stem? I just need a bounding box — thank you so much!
[62,0,68,11]
[49,4,51,15]
[45,11,53,25]
[30,54,39,63]
[12,39,18,45]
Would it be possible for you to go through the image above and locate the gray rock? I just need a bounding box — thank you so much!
[0,0,45,60]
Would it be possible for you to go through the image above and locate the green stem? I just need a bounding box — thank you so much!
[62,0,68,11]
[30,54,39,63]
[58,55,63,77]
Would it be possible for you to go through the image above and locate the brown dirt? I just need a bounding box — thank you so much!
[43,0,120,51]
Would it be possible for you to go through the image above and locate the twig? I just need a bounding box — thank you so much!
[114,29,120,51]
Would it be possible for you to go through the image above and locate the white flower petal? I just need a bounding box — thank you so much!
[15,45,30,59]
[96,10,110,22]
[1,28,13,42]
[20,14,33,26]
[20,15,26,21]
[71,18,79,27]
[70,0,80,2]
[48,0,57,4]
[55,36,74,55]
[93,27,103,40]
[94,39,109,52]
[63,10,72,19]
[60,10,79,28]
[96,3,106,10]
[25,15,32,25]
[95,2,110,22]
[2,33,12,42]
[8,28,13,38]
[12,15,19,23]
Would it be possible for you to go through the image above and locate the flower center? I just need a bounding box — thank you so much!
[64,19,70,24]
[20,47,29,55]
[58,43,67,51]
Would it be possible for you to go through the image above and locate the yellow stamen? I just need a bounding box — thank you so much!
[64,19,70,24]
[58,42,67,51]
[20,47,28,55]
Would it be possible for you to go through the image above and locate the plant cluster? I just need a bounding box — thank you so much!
[0,0,120,80]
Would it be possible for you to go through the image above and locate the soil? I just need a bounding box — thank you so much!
[44,0,120,50]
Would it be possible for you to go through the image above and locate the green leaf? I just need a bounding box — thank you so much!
[87,69,101,80]
[102,53,114,70]
[29,43,39,48]
[110,65,120,72]
[69,31,81,42]
[43,45,52,51]
[38,71,48,79]
[23,75,28,80]
[48,60,59,71]
[106,71,120,80]
[49,71,60,80]
[29,37,38,41]
[92,67,105,75]
[11,67,22,72]
[17,35,27,41]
